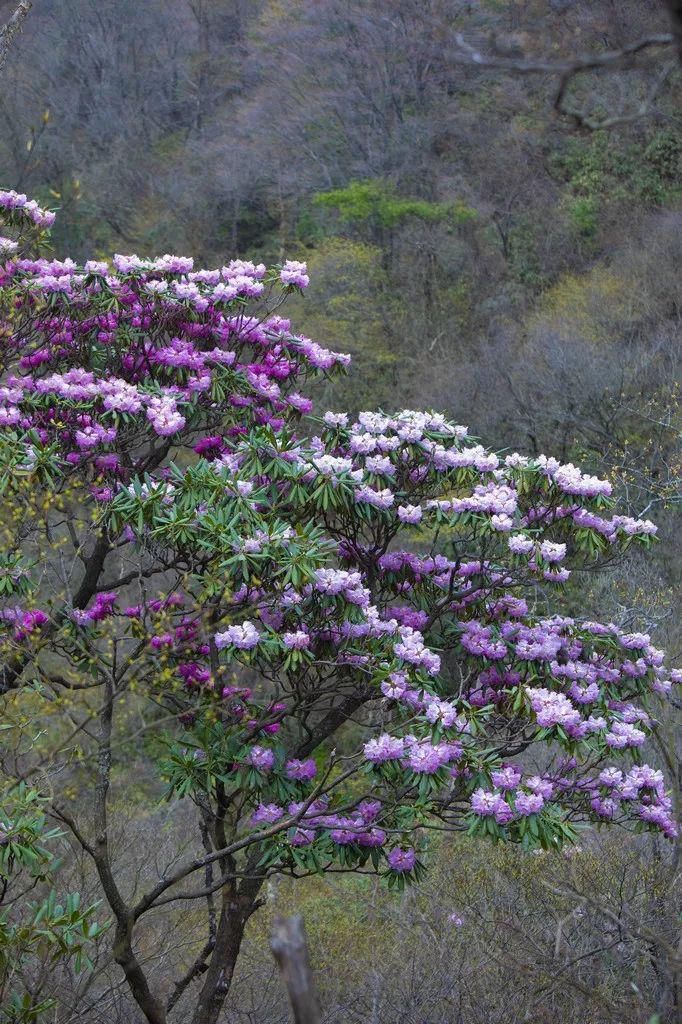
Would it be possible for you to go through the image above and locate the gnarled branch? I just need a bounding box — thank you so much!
[451,24,679,131]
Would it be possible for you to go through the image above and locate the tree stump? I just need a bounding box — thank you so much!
[270,914,321,1024]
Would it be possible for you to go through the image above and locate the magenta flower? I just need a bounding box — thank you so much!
[387,848,416,873]
[252,803,284,825]
[364,735,405,763]
[491,765,522,791]
[247,746,275,773]
[285,758,317,781]
[215,621,260,650]
[283,630,310,650]
[471,789,513,825]
[515,792,545,816]
[280,260,309,289]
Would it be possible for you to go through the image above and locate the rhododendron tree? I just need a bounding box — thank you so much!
[0,190,678,1024]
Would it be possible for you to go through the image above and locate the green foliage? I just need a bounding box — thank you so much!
[530,265,632,344]
[0,787,60,880]
[0,785,108,1023]
[287,237,398,410]
[48,181,116,260]
[313,180,476,229]
[0,553,35,599]
[643,130,682,184]
[567,196,599,240]
[506,219,545,287]
[551,128,682,211]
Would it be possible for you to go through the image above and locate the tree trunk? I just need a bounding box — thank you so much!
[190,876,264,1024]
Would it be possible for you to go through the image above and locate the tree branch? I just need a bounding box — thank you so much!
[452,31,675,77]
[0,1,32,75]
[664,0,682,62]
[451,28,678,130]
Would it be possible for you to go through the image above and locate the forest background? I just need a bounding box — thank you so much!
[1,1,681,1022]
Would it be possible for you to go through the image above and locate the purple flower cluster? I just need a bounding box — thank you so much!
[387,848,416,873]
[0,191,677,861]
[280,260,309,289]
[215,621,260,650]
[0,189,56,228]
[248,746,275,773]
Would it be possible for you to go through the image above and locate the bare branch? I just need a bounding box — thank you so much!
[452,31,675,77]
[452,29,677,130]
[0,1,32,75]
[664,0,682,62]
[557,59,677,130]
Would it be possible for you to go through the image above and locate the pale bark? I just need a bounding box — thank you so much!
[0,1,32,75]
